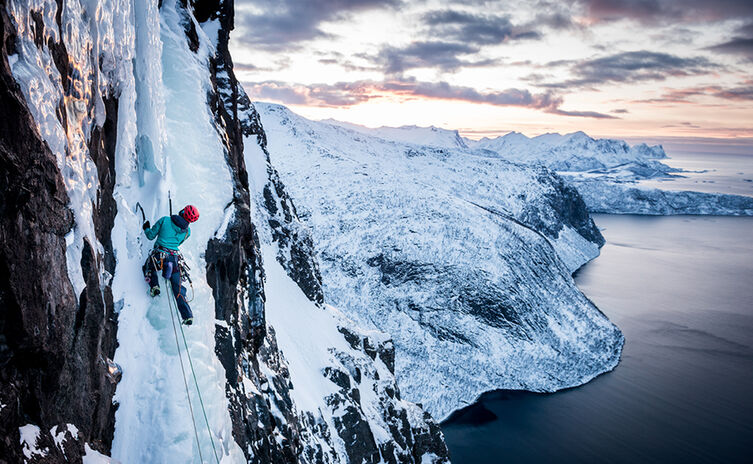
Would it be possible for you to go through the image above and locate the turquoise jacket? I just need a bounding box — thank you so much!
[145,215,191,250]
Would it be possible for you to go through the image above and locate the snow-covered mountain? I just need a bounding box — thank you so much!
[469,131,668,172]
[257,103,624,420]
[0,1,447,462]
[324,123,753,215]
[474,132,753,214]
[323,120,470,151]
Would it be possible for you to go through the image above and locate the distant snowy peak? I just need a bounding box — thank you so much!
[321,117,469,150]
[319,119,666,172]
[469,130,667,171]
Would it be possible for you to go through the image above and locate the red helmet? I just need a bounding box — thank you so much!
[180,205,199,223]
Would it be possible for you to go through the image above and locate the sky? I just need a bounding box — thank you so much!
[229,0,753,140]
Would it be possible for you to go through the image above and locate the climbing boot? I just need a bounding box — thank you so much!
[182,317,193,326]
[149,286,161,297]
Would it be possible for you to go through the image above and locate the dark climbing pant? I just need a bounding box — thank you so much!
[145,251,193,321]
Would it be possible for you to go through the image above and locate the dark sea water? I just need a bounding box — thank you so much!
[442,214,753,464]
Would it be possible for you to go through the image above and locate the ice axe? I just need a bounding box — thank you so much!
[135,202,146,222]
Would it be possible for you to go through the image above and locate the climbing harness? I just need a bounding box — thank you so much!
[145,248,195,302]
[150,256,220,464]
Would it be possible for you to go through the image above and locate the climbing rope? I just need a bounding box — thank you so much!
[166,282,221,464]
[154,268,204,463]
[152,255,220,464]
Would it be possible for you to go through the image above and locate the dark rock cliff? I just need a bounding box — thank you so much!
[523,168,605,248]
[196,1,307,461]
[0,2,119,462]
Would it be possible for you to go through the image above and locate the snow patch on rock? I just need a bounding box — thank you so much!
[83,444,120,464]
[19,424,48,460]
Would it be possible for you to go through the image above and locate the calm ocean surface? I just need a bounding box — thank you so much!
[638,150,753,198]
[441,214,753,463]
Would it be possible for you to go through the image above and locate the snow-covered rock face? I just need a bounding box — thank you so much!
[2,0,449,462]
[256,103,624,420]
[7,0,135,296]
[1,0,124,461]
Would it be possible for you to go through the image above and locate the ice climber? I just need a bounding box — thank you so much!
[142,205,199,325]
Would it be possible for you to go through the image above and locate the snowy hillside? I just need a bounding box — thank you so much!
[0,0,447,462]
[318,123,667,174]
[256,103,624,420]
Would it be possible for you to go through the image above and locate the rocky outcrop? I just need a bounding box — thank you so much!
[524,168,605,247]
[0,2,119,461]
[246,97,325,307]
[197,2,303,460]
[330,326,448,464]
[200,0,323,308]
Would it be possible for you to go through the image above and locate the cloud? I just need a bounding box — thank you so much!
[243,80,374,106]
[574,0,753,24]
[661,122,702,129]
[548,108,618,119]
[371,41,499,73]
[382,78,561,108]
[234,59,291,73]
[534,11,579,30]
[354,9,555,75]
[639,85,753,103]
[243,78,617,118]
[705,22,753,60]
[421,10,543,45]
[707,32,753,61]
[234,62,260,72]
[235,0,400,51]
[534,50,718,89]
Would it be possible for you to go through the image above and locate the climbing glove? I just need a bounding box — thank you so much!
[142,221,150,231]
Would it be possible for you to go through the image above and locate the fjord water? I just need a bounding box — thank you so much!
[442,214,753,463]
[639,151,753,197]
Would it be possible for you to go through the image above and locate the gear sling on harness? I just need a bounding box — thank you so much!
[143,247,193,321]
